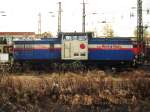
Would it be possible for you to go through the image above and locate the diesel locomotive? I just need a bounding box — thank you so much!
[12,32,141,69]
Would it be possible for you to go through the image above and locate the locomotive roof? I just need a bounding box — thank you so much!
[58,32,93,35]
[58,32,94,38]
[13,38,61,44]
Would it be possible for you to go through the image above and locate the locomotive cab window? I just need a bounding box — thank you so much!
[72,36,78,40]
[78,36,87,41]
[64,35,87,41]
[64,36,72,40]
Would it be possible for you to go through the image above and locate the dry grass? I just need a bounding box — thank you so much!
[0,70,149,112]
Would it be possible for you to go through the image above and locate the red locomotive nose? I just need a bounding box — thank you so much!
[80,43,86,49]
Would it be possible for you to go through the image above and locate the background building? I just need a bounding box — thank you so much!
[0,32,35,39]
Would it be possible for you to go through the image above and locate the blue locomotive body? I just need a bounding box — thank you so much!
[88,38,138,61]
[13,38,61,61]
[13,32,140,65]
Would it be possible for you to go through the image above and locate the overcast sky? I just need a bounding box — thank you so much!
[0,0,149,36]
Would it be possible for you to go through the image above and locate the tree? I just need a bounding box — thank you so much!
[133,27,149,38]
[102,24,114,37]
[42,32,53,38]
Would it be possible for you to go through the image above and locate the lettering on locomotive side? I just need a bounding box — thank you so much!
[97,44,122,49]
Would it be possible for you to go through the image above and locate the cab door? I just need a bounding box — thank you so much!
[62,35,71,59]
[64,41,71,58]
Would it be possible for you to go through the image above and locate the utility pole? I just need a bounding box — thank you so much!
[137,0,143,42]
[58,2,62,33]
[81,0,87,33]
[137,0,144,63]
[38,12,41,35]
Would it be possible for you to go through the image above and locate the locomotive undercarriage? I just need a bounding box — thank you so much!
[6,59,139,74]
